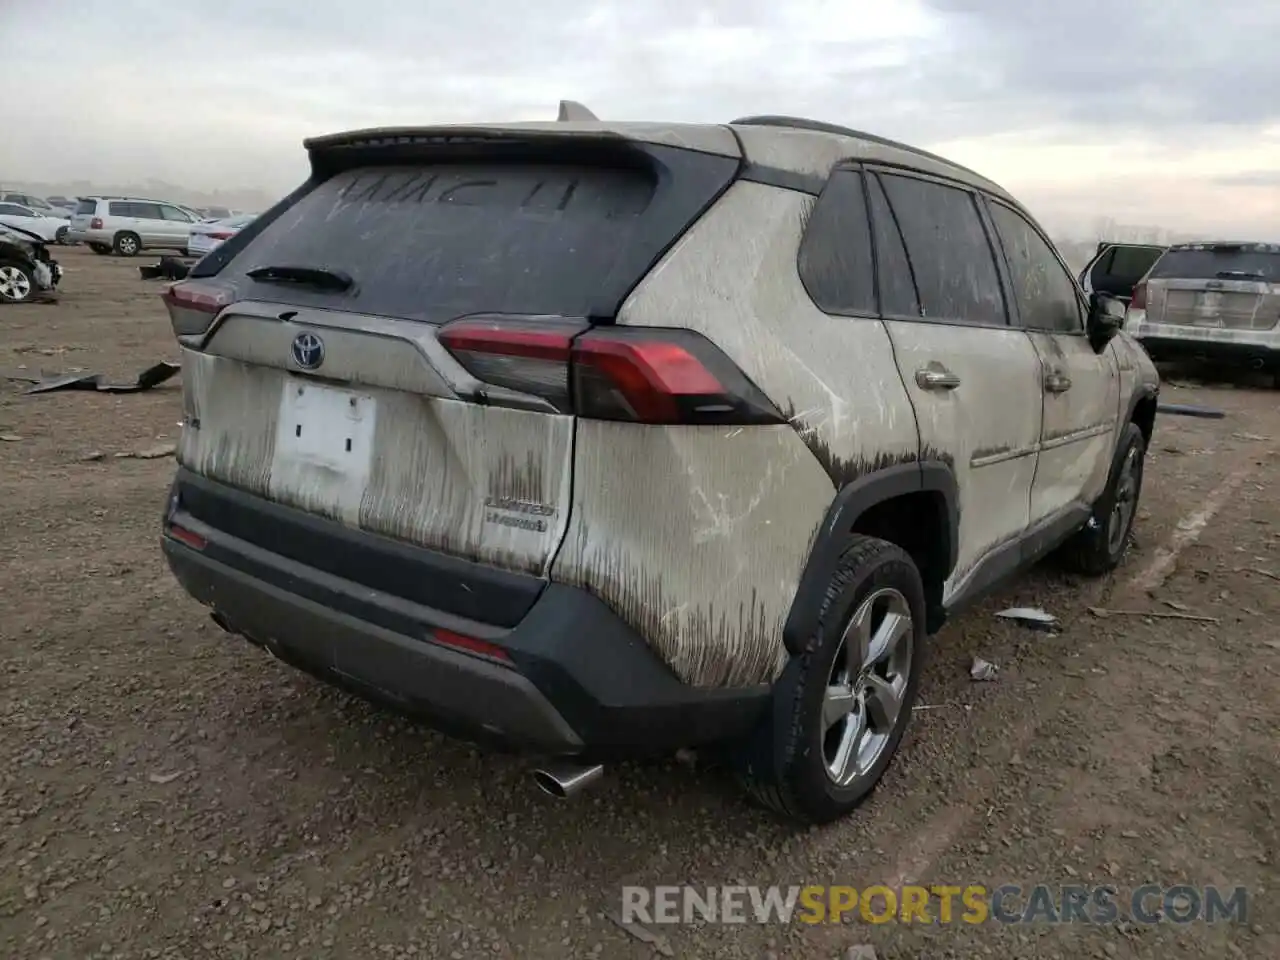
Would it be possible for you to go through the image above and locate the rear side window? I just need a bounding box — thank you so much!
[75,200,97,215]
[988,202,1084,333]
[108,201,133,217]
[221,153,735,323]
[0,203,29,216]
[797,169,875,315]
[877,173,1006,326]
[1149,245,1280,282]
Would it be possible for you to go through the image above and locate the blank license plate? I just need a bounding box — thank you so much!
[274,380,377,480]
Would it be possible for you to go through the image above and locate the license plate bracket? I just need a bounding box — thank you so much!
[274,380,377,481]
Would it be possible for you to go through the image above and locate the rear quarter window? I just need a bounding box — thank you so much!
[797,169,876,316]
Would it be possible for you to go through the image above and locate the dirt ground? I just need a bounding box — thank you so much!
[2,247,1277,960]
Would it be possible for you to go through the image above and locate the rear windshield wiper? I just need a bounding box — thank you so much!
[245,264,353,291]
[1215,270,1267,280]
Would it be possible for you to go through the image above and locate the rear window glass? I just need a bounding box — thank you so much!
[1149,246,1280,282]
[75,200,96,215]
[226,162,665,323]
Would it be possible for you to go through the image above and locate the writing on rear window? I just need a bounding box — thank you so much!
[336,167,648,217]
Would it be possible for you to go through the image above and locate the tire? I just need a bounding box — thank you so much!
[1060,422,1146,576]
[0,260,36,303]
[54,226,69,245]
[734,536,926,825]
[112,231,141,257]
[89,242,111,255]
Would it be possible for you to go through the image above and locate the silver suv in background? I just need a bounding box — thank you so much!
[1127,241,1280,387]
[69,197,201,257]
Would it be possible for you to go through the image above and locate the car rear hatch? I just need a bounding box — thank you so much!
[70,199,97,232]
[163,126,740,602]
[1142,242,1280,330]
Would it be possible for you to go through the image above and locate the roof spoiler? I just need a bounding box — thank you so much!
[557,100,599,122]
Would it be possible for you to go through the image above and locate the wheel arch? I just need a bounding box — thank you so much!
[1127,385,1159,446]
[782,459,959,653]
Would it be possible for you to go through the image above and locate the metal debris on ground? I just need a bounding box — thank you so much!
[147,771,184,785]
[1088,606,1219,624]
[1,433,24,442]
[606,911,674,957]
[113,443,177,461]
[1156,402,1226,419]
[23,360,180,395]
[970,657,999,682]
[995,607,1059,631]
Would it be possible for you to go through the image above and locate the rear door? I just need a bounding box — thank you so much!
[1142,243,1280,333]
[869,168,1045,601]
[1080,243,1166,301]
[128,202,167,245]
[171,139,738,577]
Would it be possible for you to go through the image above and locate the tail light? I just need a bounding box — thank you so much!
[166,521,207,551]
[1131,282,1147,310]
[438,317,784,425]
[207,231,233,241]
[90,217,103,229]
[162,280,234,337]
[429,627,511,664]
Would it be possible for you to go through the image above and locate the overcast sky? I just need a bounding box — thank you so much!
[3,0,1277,237]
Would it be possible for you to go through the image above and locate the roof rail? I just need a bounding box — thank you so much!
[730,114,991,185]
[557,100,599,122]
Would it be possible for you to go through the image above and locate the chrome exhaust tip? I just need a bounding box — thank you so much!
[533,762,604,799]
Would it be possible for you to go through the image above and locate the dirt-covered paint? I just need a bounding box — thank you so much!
[881,321,1045,604]
[549,422,835,687]
[177,326,575,576]
[1024,331,1120,522]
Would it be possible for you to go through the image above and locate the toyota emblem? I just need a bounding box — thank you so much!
[291,331,325,370]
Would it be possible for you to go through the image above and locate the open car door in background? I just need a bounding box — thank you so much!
[1080,242,1167,301]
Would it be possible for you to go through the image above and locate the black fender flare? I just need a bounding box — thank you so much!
[1123,381,1159,430]
[781,459,959,656]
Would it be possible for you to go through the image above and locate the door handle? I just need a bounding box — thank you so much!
[1044,372,1073,393]
[915,366,961,390]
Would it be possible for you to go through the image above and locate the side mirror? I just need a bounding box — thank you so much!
[1087,292,1125,351]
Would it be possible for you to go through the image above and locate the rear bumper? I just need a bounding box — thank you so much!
[1133,328,1280,369]
[162,469,769,759]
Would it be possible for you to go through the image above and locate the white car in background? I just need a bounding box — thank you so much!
[186,213,254,257]
[0,201,71,245]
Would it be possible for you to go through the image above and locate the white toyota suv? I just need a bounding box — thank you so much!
[158,111,1160,824]
[68,197,201,257]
